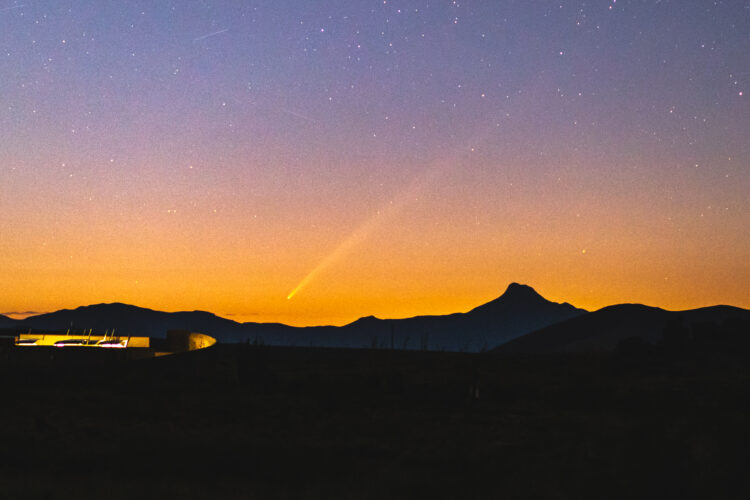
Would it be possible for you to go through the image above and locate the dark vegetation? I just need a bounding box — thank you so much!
[1,319,749,499]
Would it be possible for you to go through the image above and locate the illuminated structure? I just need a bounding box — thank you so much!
[15,331,149,348]
[0,330,216,369]
[12,330,216,356]
[165,330,216,351]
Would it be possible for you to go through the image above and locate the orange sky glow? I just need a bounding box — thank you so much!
[3,150,747,326]
[1,2,748,326]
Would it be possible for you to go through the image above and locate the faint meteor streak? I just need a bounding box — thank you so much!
[0,4,24,11]
[280,108,317,123]
[193,29,229,42]
[241,98,318,124]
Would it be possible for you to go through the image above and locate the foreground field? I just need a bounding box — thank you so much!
[1,344,748,499]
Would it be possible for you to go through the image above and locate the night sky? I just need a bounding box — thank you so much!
[1,1,748,326]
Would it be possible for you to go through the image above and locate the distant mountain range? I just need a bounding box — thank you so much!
[0,283,584,351]
[2,283,747,353]
[493,303,750,355]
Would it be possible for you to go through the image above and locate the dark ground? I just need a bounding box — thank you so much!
[0,342,748,499]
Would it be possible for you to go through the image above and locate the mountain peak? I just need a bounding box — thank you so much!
[347,315,382,326]
[500,283,544,301]
[466,283,550,315]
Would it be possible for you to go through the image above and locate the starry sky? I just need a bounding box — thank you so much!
[1,0,748,326]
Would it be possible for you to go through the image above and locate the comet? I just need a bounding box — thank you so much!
[286,156,456,300]
[287,214,380,300]
[285,113,507,301]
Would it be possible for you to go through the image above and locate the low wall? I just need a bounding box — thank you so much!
[166,331,217,353]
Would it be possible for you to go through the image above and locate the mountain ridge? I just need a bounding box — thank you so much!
[6,284,747,353]
[4,283,586,351]
[494,302,750,355]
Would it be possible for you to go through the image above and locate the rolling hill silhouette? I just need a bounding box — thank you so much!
[5,283,586,352]
[335,283,587,351]
[0,314,17,329]
[494,303,750,355]
[9,284,746,353]
[8,303,246,337]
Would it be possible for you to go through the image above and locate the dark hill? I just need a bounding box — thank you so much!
[334,283,587,351]
[13,283,587,352]
[0,314,18,329]
[18,303,248,338]
[494,303,750,355]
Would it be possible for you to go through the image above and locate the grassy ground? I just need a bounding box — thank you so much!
[0,344,748,499]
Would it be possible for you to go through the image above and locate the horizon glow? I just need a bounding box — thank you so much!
[1,1,748,326]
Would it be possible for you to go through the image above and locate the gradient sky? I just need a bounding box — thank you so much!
[1,0,748,326]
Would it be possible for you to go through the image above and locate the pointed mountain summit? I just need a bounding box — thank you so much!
[339,284,588,351]
[470,283,548,311]
[501,282,544,300]
[467,283,582,316]
[439,283,588,349]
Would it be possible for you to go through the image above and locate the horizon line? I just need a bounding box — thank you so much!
[4,283,748,327]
